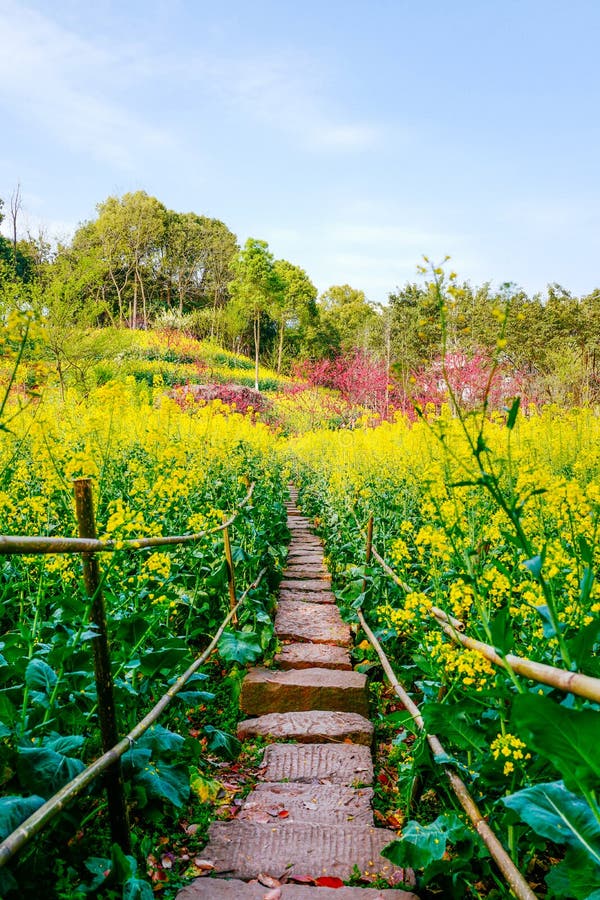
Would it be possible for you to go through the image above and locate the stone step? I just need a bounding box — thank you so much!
[201,821,408,884]
[279,578,336,593]
[237,710,373,745]
[279,588,336,604]
[240,667,368,717]
[283,565,331,579]
[262,742,373,784]
[238,782,374,825]
[287,551,325,562]
[178,878,418,899]
[275,642,351,670]
[275,600,351,646]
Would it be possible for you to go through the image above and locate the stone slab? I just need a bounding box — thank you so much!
[240,667,368,717]
[202,821,406,883]
[286,551,324,562]
[279,588,336,604]
[275,601,351,646]
[237,710,373,745]
[275,642,351,669]
[283,565,331,579]
[177,878,418,899]
[262,742,373,784]
[238,782,374,825]
[280,579,336,593]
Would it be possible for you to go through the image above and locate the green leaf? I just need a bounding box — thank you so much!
[203,725,241,760]
[42,734,86,756]
[25,658,57,694]
[137,724,184,757]
[511,694,600,793]
[503,781,600,868]
[139,645,189,678]
[133,761,189,807]
[524,554,543,580]
[0,795,45,840]
[568,618,600,675]
[506,396,521,430]
[422,701,487,752]
[546,853,600,900]
[175,690,215,704]
[383,812,470,868]
[17,746,85,798]
[218,630,262,665]
[0,693,17,726]
[489,606,514,654]
[123,877,154,900]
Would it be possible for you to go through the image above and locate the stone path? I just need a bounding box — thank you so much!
[178,489,417,899]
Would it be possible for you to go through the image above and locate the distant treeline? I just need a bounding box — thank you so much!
[2,190,600,401]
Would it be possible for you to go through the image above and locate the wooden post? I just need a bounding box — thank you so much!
[73,479,131,853]
[361,514,374,599]
[223,523,238,625]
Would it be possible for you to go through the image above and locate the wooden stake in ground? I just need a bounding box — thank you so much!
[73,478,131,854]
[223,523,238,625]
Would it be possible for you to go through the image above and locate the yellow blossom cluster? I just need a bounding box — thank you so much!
[490,732,531,776]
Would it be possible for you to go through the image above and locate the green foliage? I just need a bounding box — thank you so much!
[504,781,600,898]
[218,629,263,665]
[511,694,600,793]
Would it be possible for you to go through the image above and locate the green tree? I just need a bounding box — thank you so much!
[318,284,379,354]
[229,239,283,389]
[272,259,317,373]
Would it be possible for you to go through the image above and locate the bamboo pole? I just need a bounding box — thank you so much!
[0,483,255,556]
[432,613,600,704]
[371,541,600,702]
[357,609,538,900]
[74,479,130,854]
[223,523,238,626]
[0,568,267,868]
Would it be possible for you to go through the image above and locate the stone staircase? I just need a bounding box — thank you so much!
[177,489,417,899]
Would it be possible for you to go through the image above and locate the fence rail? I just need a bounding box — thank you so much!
[367,534,600,702]
[0,478,258,868]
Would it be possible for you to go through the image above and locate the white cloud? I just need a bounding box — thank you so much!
[0,1,178,169]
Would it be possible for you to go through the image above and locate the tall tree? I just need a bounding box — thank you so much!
[318,284,379,353]
[272,259,317,373]
[229,238,283,389]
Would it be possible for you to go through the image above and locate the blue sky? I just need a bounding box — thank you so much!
[1,0,599,303]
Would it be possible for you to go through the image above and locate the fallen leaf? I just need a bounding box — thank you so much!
[277,810,289,818]
[193,859,215,871]
[287,875,316,884]
[258,874,281,888]
[315,876,345,888]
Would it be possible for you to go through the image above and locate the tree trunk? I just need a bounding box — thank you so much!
[254,310,260,391]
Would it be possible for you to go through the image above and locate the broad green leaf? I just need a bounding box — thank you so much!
[0,693,17,726]
[0,795,45,840]
[137,724,184,757]
[43,734,86,756]
[123,877,154,900]
[422,701,487,752]
[218,630,262,665]
[511,695,600,793]
[138,646,188,678]
[176,690,215,704]
[133,761,189,807]
[25,658,57,694]
[383,812,470,868]
[524,554,544,581]
[17,746,85,798]
[203,725,241,760]
[503,781,600,870]
[546,851,600,900]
